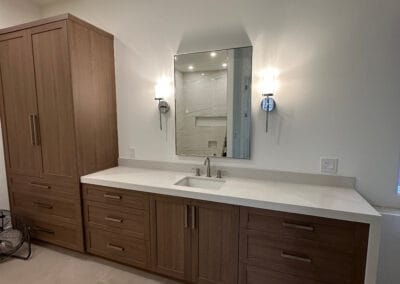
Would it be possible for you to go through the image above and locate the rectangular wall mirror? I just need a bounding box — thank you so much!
[175,46,252,159]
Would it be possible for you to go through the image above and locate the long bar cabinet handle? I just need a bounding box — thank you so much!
[33,226,55,235]
[33,201,53,209]
[103,193,121,200]
[33,114,40,145]
[184,205,188,228]
[191,205,196,229]
[281,252,312,263]
[107,243,125,252]
[29,114,35,145]
[30,182,51,189]
[282,222,314,232]
[105,216,123,223]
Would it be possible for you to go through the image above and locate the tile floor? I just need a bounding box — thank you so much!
[0,243,178,284]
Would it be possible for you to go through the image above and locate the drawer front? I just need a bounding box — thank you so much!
[239,263,324,284]
[83,184,149,210]
[15,214,84,251]
[240,207,364,253]
[86,228,150,269]
[240,230,357,284]
[12,191,78,222]
[9,175,80,199]
[85,201,150,240]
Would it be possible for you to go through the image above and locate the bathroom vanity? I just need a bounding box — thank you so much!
[80,164,380,284]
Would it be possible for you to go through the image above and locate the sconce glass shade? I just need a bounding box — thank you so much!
[261,97,275,112]
[259,68,279,95]
[154,84,166,99]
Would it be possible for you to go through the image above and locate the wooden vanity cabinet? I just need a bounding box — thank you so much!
[0,14,118,251]
[150,195,240,284]
[238,207,369,284]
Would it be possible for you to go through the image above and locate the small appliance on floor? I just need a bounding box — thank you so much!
[0,210,31,262]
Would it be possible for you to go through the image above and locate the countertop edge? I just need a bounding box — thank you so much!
[81,176,381,225]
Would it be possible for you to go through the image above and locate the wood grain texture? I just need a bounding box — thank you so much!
[86,228,151,269]
[14,212,84,251]
[82,184,149,210]
[239,263,326,284]
[68,20,118,176]
[0,30,42,177]
[191,200,240,284]
[0,14,113,39]
[150,194,192,281]
[84,200,150,240]
[30,21,78,184]
[12,191,78,222]
[239,206,369,284]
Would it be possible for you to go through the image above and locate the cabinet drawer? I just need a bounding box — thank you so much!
[15,214,83,251]
[240,230,357,284]
[12,192,78,223]
[82,184,149,210]
[240,207,366,253]
[9,175,80,199]
[84,201,150,240]
[86,228,150,269]
[239,263,325,284]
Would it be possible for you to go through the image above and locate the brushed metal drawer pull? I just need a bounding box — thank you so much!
[184,205,188,228]
[191,205,196,229]
[282,222,314,232]
[29,114,35,145]
[281,252,312,263]
[33,201,53,209]
[33,114,40,145]
[30,182,51,189]
[107,243,124,252]
[33,226,55,235]
[103,193,121,200]
[105,216,123,223]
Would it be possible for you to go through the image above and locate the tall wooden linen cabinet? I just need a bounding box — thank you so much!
[0,14,118,251]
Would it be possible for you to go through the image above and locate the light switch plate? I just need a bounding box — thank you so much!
[320,157,338,174]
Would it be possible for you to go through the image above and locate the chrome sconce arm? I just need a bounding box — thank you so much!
[155,98,170,130]
[261,93,275,132]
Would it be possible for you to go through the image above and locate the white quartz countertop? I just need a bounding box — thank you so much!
[81,166,380,224]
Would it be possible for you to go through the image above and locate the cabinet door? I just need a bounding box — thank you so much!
[150,195,192,281]
[191,200,240,284]
[0,30,42,177]
[29,21,78,183]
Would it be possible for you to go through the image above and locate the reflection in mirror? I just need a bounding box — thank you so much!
[175,46,252,159]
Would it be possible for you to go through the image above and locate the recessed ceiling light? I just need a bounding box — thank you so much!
[222,63,227,68]
[210,52,217,57]
[201,73,205,76]
[188,65,194,70]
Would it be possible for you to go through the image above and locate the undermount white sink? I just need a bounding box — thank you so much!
[174,176,225,190]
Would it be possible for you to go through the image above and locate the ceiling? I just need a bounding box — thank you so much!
[175,50,230,73]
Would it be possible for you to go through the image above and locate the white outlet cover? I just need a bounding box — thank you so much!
[320,158,338,174]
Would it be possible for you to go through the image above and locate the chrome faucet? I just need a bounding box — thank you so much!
[203,157,211,177]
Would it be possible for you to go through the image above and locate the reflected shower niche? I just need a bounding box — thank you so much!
[175,46,252,159]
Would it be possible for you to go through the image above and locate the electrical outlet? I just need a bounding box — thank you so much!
[320,158,338,174]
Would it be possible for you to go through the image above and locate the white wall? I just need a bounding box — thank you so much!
[0,0,41,210]
[39,0,400,208]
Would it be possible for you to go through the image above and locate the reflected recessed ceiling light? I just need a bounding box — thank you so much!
[188,65,194,70]
[222,63,227,68]
[210,52,217,57]
[174,56,177,61]
[201,73,205,76]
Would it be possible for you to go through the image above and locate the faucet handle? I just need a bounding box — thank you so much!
[216,169,222,179]
[193,168,201,176]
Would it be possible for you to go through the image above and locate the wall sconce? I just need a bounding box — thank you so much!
[259,68,278,132]
[154,80,171,130]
